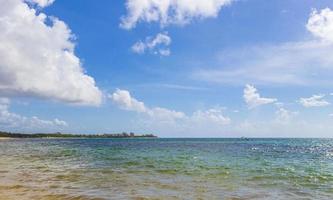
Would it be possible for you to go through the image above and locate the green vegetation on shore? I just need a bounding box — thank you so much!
[0,131,157,138]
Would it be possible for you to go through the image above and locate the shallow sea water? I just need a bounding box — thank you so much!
[0,138,333,199]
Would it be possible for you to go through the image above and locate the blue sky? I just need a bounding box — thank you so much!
[1,0,333,137]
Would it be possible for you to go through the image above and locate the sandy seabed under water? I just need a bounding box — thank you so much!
[0,138,333,200]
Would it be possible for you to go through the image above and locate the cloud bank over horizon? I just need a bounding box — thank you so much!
[109,89,231,136]
[0,98,67,131]
[1,0,333,137]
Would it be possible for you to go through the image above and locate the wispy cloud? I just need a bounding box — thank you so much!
[299,94,330,107]
[193,41,333,86]
[192,8,333,86]
[150,83,209,91]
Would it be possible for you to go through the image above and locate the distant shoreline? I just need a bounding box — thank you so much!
[0,131,157,139]
[0,137,157,140]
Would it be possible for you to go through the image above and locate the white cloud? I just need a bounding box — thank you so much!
[132,32,171,56]
[144,83,209,91]
[109,89,231,134]
[109,89,184,122]
[109,89,147,113]
[29,116,68,128]
[54,118,68,126]
[191,108,231,125]
[158,49,171,56]
[25,0,55,7]
[299,94,330,107]
[233,105,333,138]
[235,118,333,138]
[120,0,233,29]
[193,8,333,86]
[307,8,333,43]
[0,98,67,130]
[243,84,277,109]
[275,108,298,123]
[109,90,333,137]
[147,107,185,122]
[0,0,102,106]
[147,32,171,49]
[193,41,333,86]
[131,42,146,54]
[329,113,333,117]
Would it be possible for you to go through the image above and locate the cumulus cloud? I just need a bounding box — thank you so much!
[193,8,333,86]
[109,89,230,128]
[191,108,231,125]
[0,0,102,106]
[132,32,171,56]
[25,0,55,7]
[243,85,277,109]
[275,108,298,123]
[120,0,233,29]
[109,89,146,112]
[0,98,67,130]
[307,8,333,43]
[109,89,184,122]
[299,94,330,107]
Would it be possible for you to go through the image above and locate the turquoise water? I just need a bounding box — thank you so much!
[0,138,333,199]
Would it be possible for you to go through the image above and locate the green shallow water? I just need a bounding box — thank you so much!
[0,138,333,199]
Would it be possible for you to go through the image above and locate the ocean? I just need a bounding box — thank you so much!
[0,138,332,199]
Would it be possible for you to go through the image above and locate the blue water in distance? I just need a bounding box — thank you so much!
[0,138,332,199]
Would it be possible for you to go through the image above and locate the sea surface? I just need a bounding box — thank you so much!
[0,138,333,200]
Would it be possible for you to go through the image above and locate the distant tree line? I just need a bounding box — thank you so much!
[0,131,157,138]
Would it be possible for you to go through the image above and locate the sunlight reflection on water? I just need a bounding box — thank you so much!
[0,138,333,199]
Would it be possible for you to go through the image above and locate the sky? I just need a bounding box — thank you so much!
[1,0,333,137]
